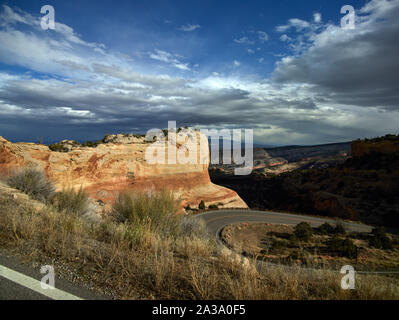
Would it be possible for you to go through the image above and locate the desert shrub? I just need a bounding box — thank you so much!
[52,187,91,217]
[318,223,335,235]
[271,238,289,250]
[328,237,358,258]
[184,205,198,212]
[269,231,291,240]
[49,141,81,152]
[287,249,307,261]
[369,227,393,250]
[369,235,393,250]
[294,222,313,242]
[208,204,218,210]
[180,216,208,239]
[333,222,346,235]
[48,143,66,152]
[82,140,101,148]
[261,237,288,252]
[6,168,55,202]
[198,200,206,210]
[112,189,180,235]
[288,234,299,246]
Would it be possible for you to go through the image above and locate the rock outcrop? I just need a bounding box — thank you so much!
[0,134,247,211]
[352,136,399,158]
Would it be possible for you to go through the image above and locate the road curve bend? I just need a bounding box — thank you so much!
[194,210,373,242]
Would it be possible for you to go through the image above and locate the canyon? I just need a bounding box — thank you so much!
[210,135,399,228]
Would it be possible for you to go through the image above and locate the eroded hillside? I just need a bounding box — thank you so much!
[211,135,399,228]
[0,134,247,211]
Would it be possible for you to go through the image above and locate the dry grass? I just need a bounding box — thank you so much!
[112,189,180,236]
[0,186,398,300]
[5,168,55,202]
[51,187,91,217]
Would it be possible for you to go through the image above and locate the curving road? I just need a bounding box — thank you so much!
[195,210,373,242]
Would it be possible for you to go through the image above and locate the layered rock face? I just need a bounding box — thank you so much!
[0,134,247,211]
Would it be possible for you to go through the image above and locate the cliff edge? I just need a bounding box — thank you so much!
[0,134,247,211]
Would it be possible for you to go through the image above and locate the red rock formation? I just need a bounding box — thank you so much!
[0,135,247,211]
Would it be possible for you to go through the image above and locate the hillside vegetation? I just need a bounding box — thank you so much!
[1,169,398,299]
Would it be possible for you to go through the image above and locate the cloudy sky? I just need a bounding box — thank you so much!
[0,0,398,145]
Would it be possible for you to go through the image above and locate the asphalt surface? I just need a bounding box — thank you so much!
[0,275,51,300]
[0,250,107,300]
[195,209,373,241]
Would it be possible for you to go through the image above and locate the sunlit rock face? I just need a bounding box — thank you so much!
[0,134,247,211]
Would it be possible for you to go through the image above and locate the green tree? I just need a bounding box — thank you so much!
[199,200,206,210]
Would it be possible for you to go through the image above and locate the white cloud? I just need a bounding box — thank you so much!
[149,49,190,70]
[276,18,310,32]
[289,18,310,30]
[276,25,290,32]
[233,60,241,67]
[234,36,255,45]
[257,30,269,42]
[247,49,255,54]
[313,12,322,23]
[178,24,201,32]
[280,34,292,42]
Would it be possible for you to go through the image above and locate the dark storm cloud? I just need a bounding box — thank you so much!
[273,0,399,110]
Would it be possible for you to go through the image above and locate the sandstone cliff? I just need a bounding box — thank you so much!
[0,134,247,211]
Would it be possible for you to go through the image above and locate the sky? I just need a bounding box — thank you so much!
[0,0,398,145]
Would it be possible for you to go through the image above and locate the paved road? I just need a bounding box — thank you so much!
[195,210,373,241]
[0,250,107,300]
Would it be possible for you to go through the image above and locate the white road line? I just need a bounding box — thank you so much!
[0,265,83,300]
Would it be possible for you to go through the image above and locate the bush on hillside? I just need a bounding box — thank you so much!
[48,143,67,152]
[369,227,393,250]
[112,189,180,235]
[180,216,208,239]
[294,222,313,242]
[318,223,335,235]
[333,222,346,235]
[6,168,55,202]
[52,188,91,217]
[328,237,358,258]
[82,140,101,148]
[198,200,206,210]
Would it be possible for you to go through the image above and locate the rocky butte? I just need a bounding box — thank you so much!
[0,133,247,211]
